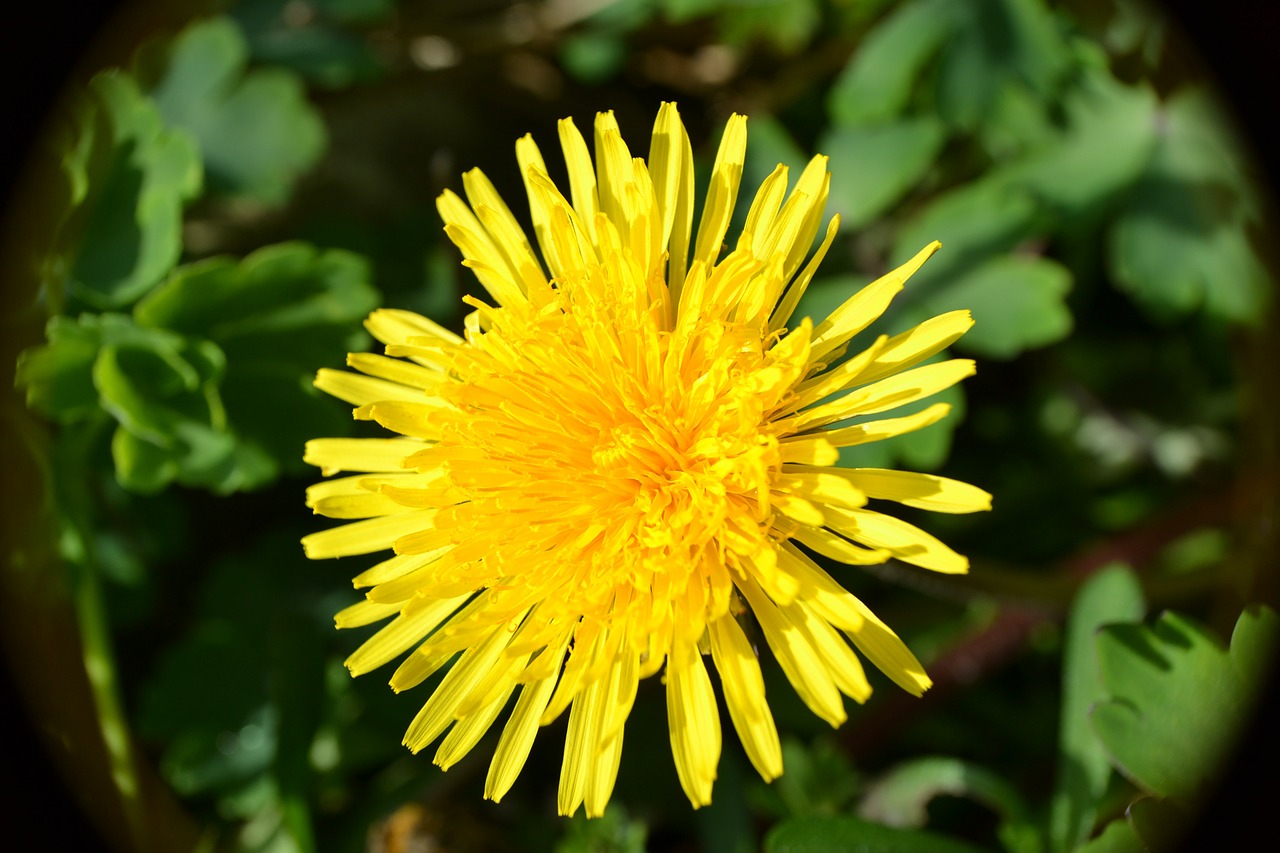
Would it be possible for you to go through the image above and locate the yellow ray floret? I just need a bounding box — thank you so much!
[302,102,990,817]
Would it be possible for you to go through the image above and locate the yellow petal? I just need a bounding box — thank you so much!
[823,506,969,573]
[809,241,940,360]
[708,614,782,781]
[485,669,559,803]
[843,468,992,513]
[301,509,437,559]
[736,573,845,727]
[692,114,747,268]
[784,358,974,433]
[303,437,423,475]
[807,401,952,449]
[666,645,721,808]
[345,593,470,676]
[777,542,932,696]
[855,309,974,387]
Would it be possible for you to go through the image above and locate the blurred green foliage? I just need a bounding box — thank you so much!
[8,1,1276,852]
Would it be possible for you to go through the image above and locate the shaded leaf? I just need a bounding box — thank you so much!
[555,804,648,853]
[858,756,1040,853]
[1125,797,1189,853]
[67,72,202,308]
[1075,819,1143,853]
[151,16,326,204]
[1049,565,1145,853]
[1107,89,1269,324]
[716,0,820,53]
[826,0,957,126]
[232,0,392,89]
[936,0,1069,131]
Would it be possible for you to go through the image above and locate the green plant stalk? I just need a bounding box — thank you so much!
[73,542,147,849]
[60,419,147,850]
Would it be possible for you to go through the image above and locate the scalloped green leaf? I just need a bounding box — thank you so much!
[1011,76,1158,220]
[1049,565,1145,853]
[891,176,1041,291]
[66,72,202,308]
[936,0,1070,131]
[151,16,327,204]
[820,116,948,229]
[1091,607,1278,800]
[135,242,379,476]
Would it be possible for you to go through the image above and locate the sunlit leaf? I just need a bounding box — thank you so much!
[820,117,948,229]
[1011,76,1158,220]
[891,177,1041,290]
[919,254,1073,359]
[1091,607,1278,800]
[1049,565,1145,853]
[136,242,379,478]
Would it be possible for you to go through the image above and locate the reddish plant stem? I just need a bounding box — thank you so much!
[840,486,1248,760]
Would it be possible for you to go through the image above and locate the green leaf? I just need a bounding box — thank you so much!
[715,0,820,53]
[1125,797,1189,853]
[16,316,106,420]
[559,33,628,84]
[1049,565,1145,853]
[765,816,987,853]
[1011,77,1158,220]
[826,0,957,126]
[1074,819,1143,853]
[1090,607,1278,800]
[555,804,648,853]
[111,427,181,493]
[820,117,948,229]
[858,757,1040,853]
[151,16,327,204]
[659,0,723,22]
[67,72,202,308]
[314,0,395,25]
[135,242,376,347]
[135,242,379,479]
[917,254,1073,360]
[936,0,1069,131]
[891,177,1041,291]
[1107,89,1270,324]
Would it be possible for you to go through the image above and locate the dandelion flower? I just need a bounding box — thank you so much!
[302,102,990,817]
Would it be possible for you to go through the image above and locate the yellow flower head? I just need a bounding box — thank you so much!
[302,102,990,817]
